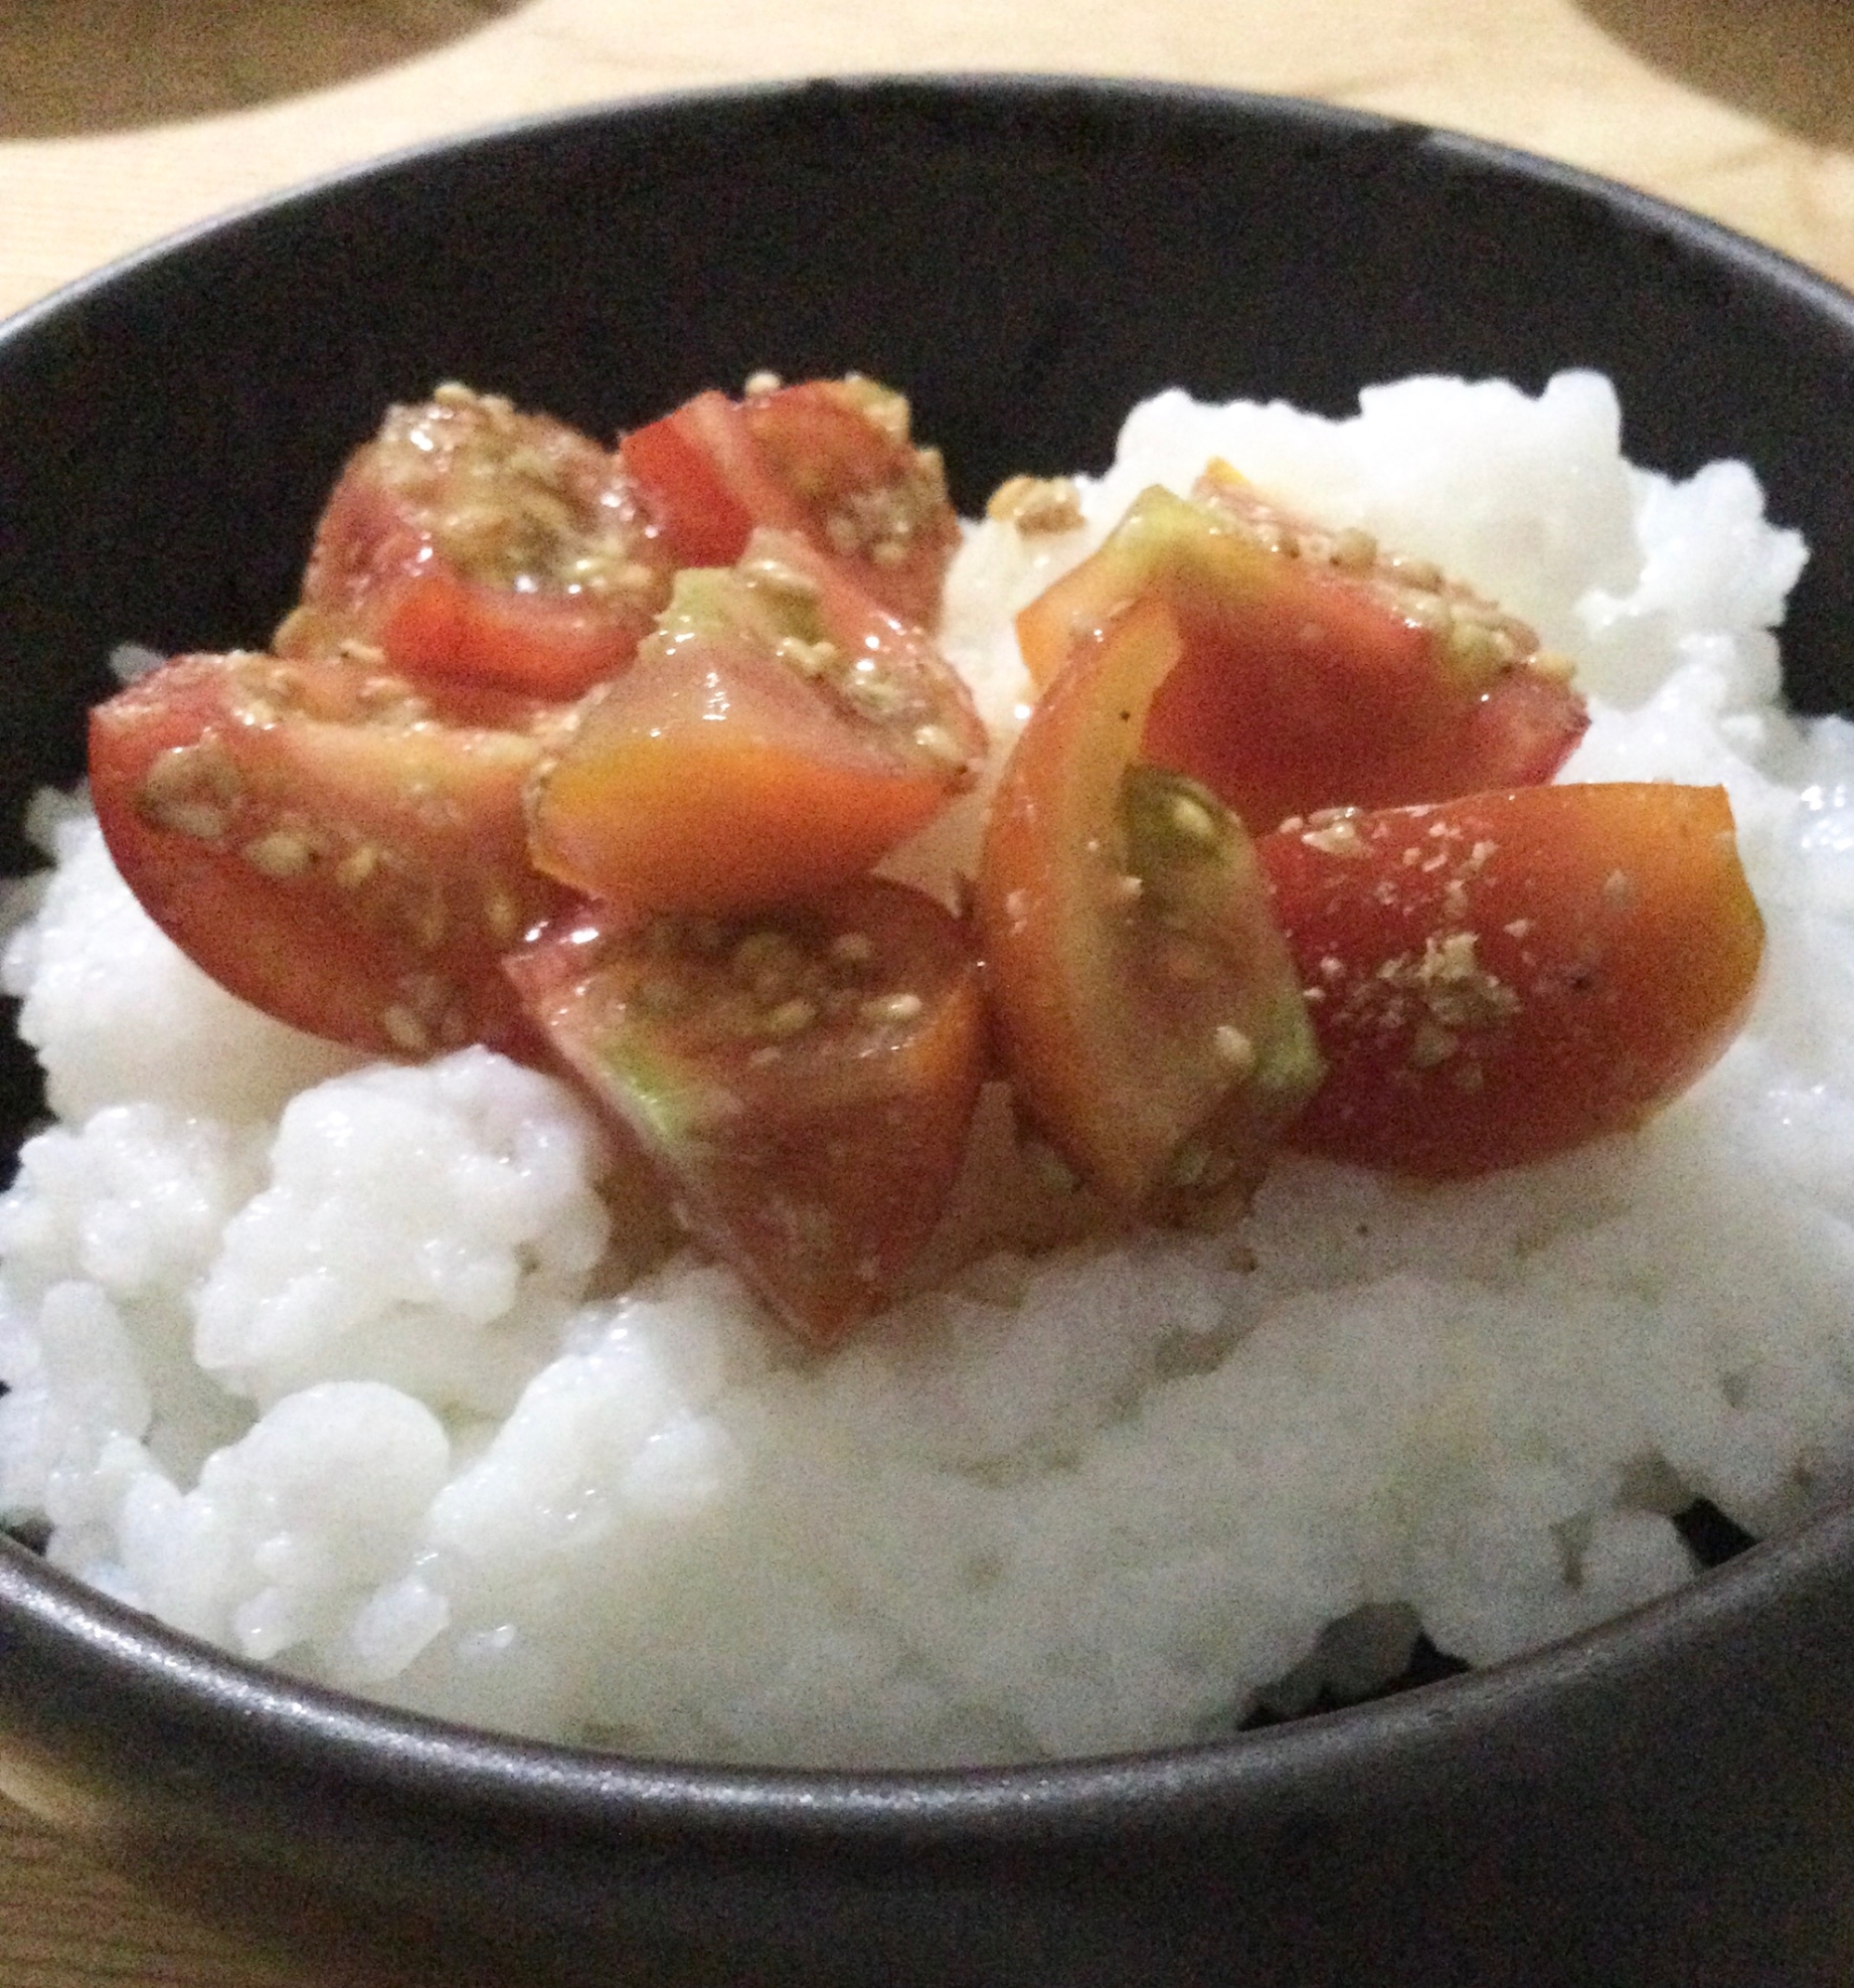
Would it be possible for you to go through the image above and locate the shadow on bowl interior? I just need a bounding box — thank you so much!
[4,75,1854,1988]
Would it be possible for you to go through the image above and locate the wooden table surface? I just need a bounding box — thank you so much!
[3,0,1854,1979]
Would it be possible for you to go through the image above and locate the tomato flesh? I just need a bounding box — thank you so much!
[278,384,673,700]
[89,651,576,1062]
[526,529,987,915]
[507,880,986,1343]
[1016,474,1588,833]
[976,592,1323,1219]
[1258,782,1765,1176]
[620,376,960,627]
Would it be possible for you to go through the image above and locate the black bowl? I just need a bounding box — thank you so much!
[4,76,1854,1988]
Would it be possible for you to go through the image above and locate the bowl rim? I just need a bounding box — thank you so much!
[4,69,1852,1848]
[7,71,1852,355]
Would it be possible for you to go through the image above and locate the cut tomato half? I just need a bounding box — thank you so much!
[278,383,673,700]
[976,592,1323,1219]
[507,880,987,1343]
[525,529,986,915]
[89,650,576,1062]
[1016,472,1588,833]
[1258,782,1765,1175]
[620,375,960,626]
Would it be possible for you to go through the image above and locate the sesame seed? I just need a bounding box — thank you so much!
[1168,793,1220,845]
[740,551,821,600]
[912,721,966,768]
[762,997,818,1039]
[1391,555,1443,591]
[1213,1024,1256,1075]
[1405,594,1452,635]
[1410,1020,1459,1069]
[481,883,522,946]
[864,991,925,1024]
[1106,873,1143,908]
[1330,527,1379,572]
[1302,818,1367,858]
[828,931,876,972]
[744,369,782,397]
[243,830,314,879]
[985,474,1084,534]
[408,895,448,952]
[336,844,382,890]
[381,1005,431,1054]
[774,634,839,679]
[136,740,243,842]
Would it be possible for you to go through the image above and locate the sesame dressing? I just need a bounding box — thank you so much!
[986,474,1086,536]
[626,910,927,1055]
[725,538,979,779]
[1194,465,1572,690]
[373,383,663,604]
[127,652,558,1059]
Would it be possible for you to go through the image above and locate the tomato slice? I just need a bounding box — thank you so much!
[506,880,986,1343]
[619,375,960,627]
[89,650,577,1062]
[975,592,1323,1220]
[277,383,673,700]
[1016,471,1588,833]
[1258,783,1765,1176]
[526,529,987,915]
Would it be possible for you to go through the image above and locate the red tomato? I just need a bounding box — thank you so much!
[506,880,987,1344]
[618,389,802,568]
[619,375,960,626]
[526,529,987,915]
[975,592,1323,1219]
[278,383,673,700]
[1258,783,1765,1176]
[89,650,577,1062]
[1016,472,1588,833]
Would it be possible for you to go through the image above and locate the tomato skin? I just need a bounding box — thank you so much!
[506,881,987,1344]
[619,376,960,627]
[1258,783,1766,1177]
[618,390,802,568]
[526,530,986,916]
[280,386,672,700]
[976,592,1323,1219]
[89,651,576,1063]
[1017,480,1588,833]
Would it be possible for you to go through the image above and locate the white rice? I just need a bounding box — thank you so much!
[4,370,1849,1768]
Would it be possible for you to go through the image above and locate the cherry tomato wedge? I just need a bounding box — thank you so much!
[1016,472,1588,834]
[1258,783,1765,1176]
[619,375,960,627]
[526,529,986,916]
[976,592,1323,1220]
[277,383,673,700]
[89,650,576,1062]
[506,880,986,1344]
